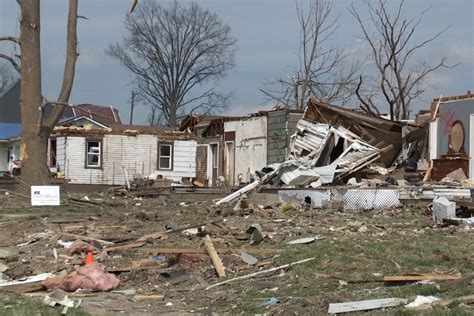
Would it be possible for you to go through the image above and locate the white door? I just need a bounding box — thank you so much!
[470,114,474,180]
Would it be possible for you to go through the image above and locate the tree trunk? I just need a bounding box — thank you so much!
[169,99,177,128]
[17,0,51,193]
[16,0,78,194]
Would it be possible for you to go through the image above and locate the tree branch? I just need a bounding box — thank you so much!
[0,36,19,44]
[0,53,20,73]
[44,0,78,129]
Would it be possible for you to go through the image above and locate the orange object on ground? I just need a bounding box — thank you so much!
[85,251,94,265]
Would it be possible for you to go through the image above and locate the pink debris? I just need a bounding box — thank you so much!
[43,263,120,292]
[67,240,99,255]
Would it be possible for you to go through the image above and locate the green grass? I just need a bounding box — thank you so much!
[0,295,88,316]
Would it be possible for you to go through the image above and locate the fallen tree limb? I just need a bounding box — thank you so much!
[205,257,315,290]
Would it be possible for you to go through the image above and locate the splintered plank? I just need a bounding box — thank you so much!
[203,235,225,278]
[384,274,462,282]
[328,298,408,314]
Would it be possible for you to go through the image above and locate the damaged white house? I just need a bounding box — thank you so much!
[50,122,197,185]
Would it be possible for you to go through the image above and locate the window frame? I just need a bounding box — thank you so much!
[85,139,102,169]
[158,142,174,170]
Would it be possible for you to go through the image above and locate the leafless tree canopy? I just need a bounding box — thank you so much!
[107,0,237,127]
[261,0,360,109]
[350,0,457,120]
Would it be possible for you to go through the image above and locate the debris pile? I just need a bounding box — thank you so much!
[0,191,472,314]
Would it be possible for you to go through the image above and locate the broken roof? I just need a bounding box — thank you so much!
[63,103,122,126]
[304,99,402,167]
[52,124,193,140]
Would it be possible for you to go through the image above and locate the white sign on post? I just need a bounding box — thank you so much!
[31,186,60,206]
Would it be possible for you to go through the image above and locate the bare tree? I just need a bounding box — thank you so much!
[0,62,16,94]
[107,0,237,128]
[147,107,163,126]
[350,0,457,120]
[0,0,78,192]
[261,0,360,109]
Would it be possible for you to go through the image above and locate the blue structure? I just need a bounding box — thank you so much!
[0,122,21,140]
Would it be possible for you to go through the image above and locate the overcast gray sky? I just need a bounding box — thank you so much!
[1,0,473,124]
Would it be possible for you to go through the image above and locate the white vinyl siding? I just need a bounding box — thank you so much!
[155,140,197,181]
[59,134,196,184]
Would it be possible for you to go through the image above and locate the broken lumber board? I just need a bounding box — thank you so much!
[423,160,433,182]
[410,295,474,311]
[144,247,281,255]
[61,233,114,245]
[103,242,145,253]
[203,235,225,278]
[206,257,315,290]
[0,283,44,294]
[328,298,408,314]
[0,273,52,293]
[133,294,165,301]
[384,274,462,282]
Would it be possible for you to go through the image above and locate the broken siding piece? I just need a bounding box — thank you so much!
[328,298,408,314]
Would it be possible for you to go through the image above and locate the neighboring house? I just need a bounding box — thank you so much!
[61,103,122,126]
[0,80,21,124]
[179,114,238,187]
[0,81,21,174]
[50,123,196,185]
[0,124,21,174]
[179,109,304,187]
[224,114,268,185]
[429,91,474,180]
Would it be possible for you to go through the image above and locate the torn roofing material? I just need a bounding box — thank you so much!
[304,99,402,167]
[277,120,380,186]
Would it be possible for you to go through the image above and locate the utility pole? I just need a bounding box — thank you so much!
[129,90,137,125]
[293,76,299,109]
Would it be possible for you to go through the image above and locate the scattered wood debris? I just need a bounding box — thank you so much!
[384,274,462,282]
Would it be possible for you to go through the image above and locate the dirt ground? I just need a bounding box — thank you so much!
[0,190,473,315]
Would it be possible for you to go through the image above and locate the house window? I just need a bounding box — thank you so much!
[158,143,173,170]
[86,140,101,168]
